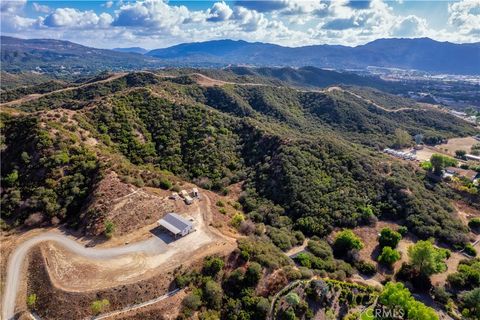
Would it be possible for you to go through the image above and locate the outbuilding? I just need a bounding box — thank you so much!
[192,188,199,198]
[158,213,193,237]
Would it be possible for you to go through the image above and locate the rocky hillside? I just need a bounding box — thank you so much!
[1,71,478,246]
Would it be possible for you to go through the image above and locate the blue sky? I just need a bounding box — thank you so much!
[1,1,479,49]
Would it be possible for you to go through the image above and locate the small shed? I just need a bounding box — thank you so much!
[192,188,199,198]
[184,196,193,205]
[158,213,193,237]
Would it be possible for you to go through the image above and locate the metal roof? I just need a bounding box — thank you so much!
[158,213,192,235]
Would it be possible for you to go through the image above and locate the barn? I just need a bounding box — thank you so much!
[158,213,193,237]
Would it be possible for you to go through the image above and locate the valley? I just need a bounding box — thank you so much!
[1,51,480,320]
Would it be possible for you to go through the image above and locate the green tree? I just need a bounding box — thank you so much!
[430,154,458,174]
[379,282,438,320]
[285,292,301,306]
[183,292,202,311]
[104,220,115,238]
[455,150,467,159]
[333,230,364,255]
[408,240,449,276]
[245,262,262,287]
[460,288,480,319]
[378,246,401,267]
[204,280,223,310]
[379,227,402,248]
[203,257,225,276]
[91,299,110,315]
[394,128,412,148]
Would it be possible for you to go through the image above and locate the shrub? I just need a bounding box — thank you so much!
[378,246,401,267]
[447,258,480,290]
[216,200,225,207]
[245,262,262,286]
[183,292,202,311]
[203,257,225,276]
[231,213,245,228]
[285,292,301,306]
[26,293,37,308]
[397,226,408,236]
[204,280,223,309]
[468,218,480,231]
[91,299,110,315]
[464,244,477,257]
[379,227,402,248]
[159,178,172,190]
[333,230,364,256]
[104,220,115,238]
[356,261,376,276]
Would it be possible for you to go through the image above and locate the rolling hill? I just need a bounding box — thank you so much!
[1,71,477,247]
[0,36,159,74]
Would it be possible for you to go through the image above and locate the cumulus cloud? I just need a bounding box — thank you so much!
[112,0,191,29]
[448,0,480,35]
[33,2,50,14]
[1,0,479,49]
[391,15,428,37]
[43,8,113,28]
[207,2,233,22]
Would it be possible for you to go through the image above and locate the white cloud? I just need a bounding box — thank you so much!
[112,0,191,29]
[103,1,114,9]
[448,0,480,35]
[1,0,479,49]
[1,0,26,13]
[391,15,428,37]
[207,2,233,22]
[43,8,113,28]
[33,2,50,14]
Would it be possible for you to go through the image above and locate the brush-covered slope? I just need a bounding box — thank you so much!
[1,71,477,245]
[0,36,160,74]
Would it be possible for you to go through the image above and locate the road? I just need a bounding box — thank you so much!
[1,232,167,320]
[0,73,127,107]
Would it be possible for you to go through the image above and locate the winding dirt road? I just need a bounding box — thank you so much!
[1,232,167,320]
[2,193,231,320]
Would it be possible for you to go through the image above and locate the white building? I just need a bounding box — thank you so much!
[158,213,193,237]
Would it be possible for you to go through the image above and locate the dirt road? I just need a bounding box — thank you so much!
[1,232,167,319]
[1,193,229,320]
[0,73,127,107]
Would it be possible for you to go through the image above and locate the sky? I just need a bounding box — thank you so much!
[1,0,479,49]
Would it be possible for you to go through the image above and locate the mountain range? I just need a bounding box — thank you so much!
[1,36,479,75]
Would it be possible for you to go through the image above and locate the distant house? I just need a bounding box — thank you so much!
[445,167,479,182]
[180,190,189,198]
[158,213,193,237]
[465,154,480,162]
[169,192,179,200]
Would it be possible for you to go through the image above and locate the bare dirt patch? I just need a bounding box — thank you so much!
[80,172,175,237]
[436,137,478,155]
[111,290,187,320]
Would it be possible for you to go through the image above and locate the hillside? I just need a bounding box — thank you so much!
[1,71,478,247]
[146,38,480,75]
[0,36,160,75]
